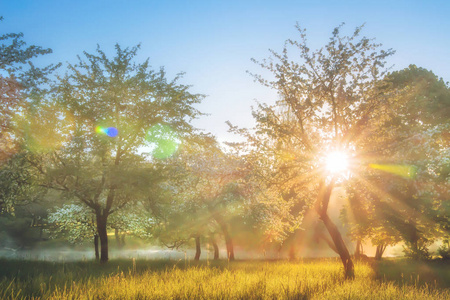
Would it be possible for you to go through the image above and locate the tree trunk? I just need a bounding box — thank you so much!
[212,213,234,260]
[121,234,126,247]
[320,214,354,278]
[317,179,354,279]
[222,226,234,260]
[94,234,99,260]
[288,245,297,260]
[375,244,386,260]
[355,239,362,257]
[211,237,219,260]
[194,236,201,260]
[96,213,109,263]
[115,228,125,249]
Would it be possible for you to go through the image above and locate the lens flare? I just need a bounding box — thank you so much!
[105,127,118,137]
[95,126,118,137]
[146,124,180,159]
[369,164,417,179]
[95,126,104,134]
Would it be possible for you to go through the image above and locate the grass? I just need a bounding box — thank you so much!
[0,258,449,299]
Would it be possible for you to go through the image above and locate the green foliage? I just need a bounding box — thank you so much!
[0,153,44,215]
[29,43,202,218]
[46,204,97,244]
[0,16,59,98]
[0,202,47,248]
[47,203,155,245]
[149,135,245,251]
[346,65,450,258]
[0,17,59,164]
[403,242,432,261]
[146,124,180,159]
[437,241,450,260]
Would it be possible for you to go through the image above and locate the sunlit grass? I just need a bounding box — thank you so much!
[0,259,448,299]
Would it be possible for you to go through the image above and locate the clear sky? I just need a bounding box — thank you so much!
[1,0,449,143]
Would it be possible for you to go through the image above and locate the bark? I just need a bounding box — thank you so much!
[211,237,219,260]
[355,239,362,257]
[94,234,99,260]
[194,236,201,260]
[320,213,354,278]
[375,244,386,260]
[115,228,125,249]
[223,229,235,260]
[212,212,234,260]
[317,179,354,279]
[96,213,109,263]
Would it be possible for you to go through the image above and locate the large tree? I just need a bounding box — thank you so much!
[233,24,395,278]
[344,65,450,260]
[30,44,203,262]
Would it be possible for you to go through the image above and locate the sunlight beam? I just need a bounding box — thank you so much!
[325,151,349,174]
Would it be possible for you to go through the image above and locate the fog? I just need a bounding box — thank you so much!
[0,241,408,262]
[0,247,185,262]
[0,188,416,262]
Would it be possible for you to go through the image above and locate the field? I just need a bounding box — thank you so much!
[0,258,449,299]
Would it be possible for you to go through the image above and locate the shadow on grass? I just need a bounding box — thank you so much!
[372,258,450,289]
[0,257,346,282]
[0,258,208,281]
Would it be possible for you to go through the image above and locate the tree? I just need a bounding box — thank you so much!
[30,44,203,262]
[345,65,450,260]
[148,135,246,260]
[47,202,153,260]
[0,17,60,223]
[0,16,59,164]
[178,137,246,260]
[47,204,100,259]
[341,184,403,260]
[232,23,395,278]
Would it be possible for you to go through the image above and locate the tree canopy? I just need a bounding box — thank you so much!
[27,44,204,262]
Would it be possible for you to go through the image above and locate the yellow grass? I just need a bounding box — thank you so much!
[0,259,448,299]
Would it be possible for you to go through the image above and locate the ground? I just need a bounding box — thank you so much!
[0,258,449,299]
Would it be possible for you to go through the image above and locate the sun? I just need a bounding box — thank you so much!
[325,151,349,174]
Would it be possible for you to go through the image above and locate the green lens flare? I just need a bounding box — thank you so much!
[146,124,180,159]
[369,164,417,179]
[95,126,118,137]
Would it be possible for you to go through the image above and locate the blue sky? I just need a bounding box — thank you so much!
[1,0,449,143]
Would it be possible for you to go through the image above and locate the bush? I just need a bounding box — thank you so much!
[403,243,431,260]
[437,243,450,260]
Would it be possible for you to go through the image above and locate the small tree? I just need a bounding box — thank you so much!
[47,204,100,259]
[151,135,245,260]
[48,203,153,259]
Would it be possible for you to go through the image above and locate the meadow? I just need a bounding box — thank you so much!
[0,258,449,299]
